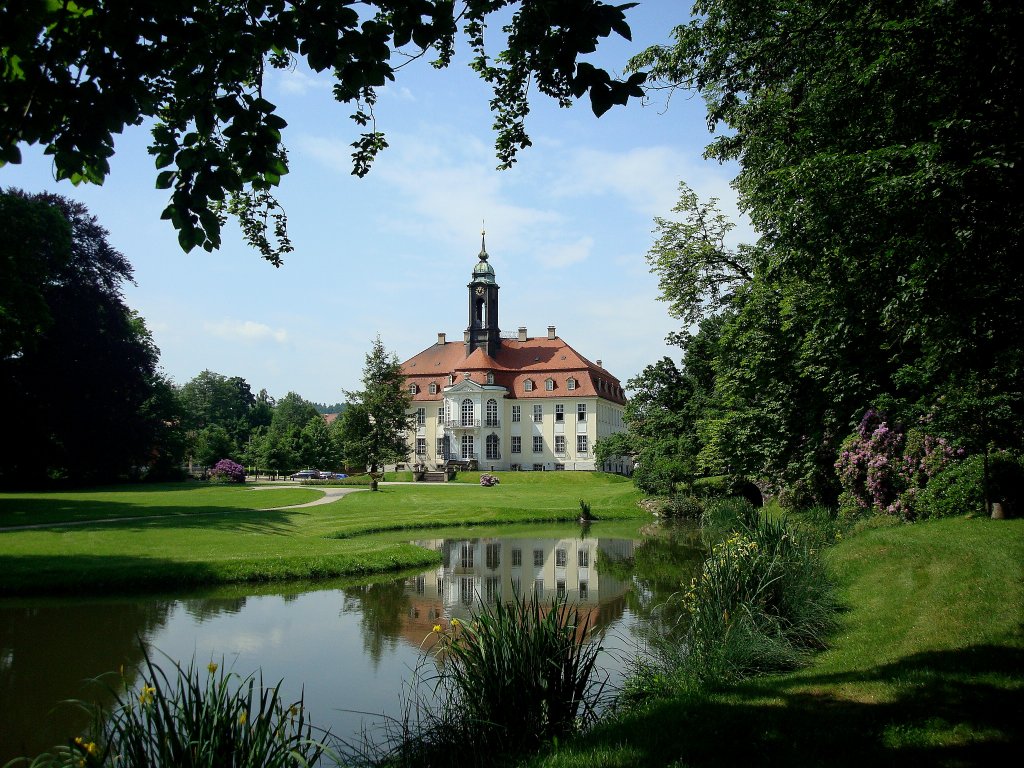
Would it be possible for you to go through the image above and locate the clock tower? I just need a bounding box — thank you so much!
[466,231,500,358]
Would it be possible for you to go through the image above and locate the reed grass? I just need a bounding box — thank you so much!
[9,651,327,768]
[363,590,606,767]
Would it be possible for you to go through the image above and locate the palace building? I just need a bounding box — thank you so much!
[398,236,629,472]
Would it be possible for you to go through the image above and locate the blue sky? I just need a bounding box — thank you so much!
[2,1,753,404]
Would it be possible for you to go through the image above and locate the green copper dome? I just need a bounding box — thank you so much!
[471,232,496,284]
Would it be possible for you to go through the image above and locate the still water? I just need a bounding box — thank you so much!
[0,524,704,762]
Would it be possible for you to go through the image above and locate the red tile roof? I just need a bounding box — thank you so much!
[402,337,626,404]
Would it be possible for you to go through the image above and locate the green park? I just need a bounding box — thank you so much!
[2,0,1022,767]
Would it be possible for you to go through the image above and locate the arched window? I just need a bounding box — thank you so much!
[486,371,494,384]
[567,377,576,390]
[486,433,500,460]
[429,382,437,395]
[545,378,554,391]
[486,399,498,427]
[524,379,534,392]
[409,383,418,394]
[461,398,475,426]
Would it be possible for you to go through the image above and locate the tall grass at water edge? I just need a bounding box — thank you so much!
[8,651,327,768]
[353,591,606,768]
[629,499,839,698]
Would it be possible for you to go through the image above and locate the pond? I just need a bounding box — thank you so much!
[0,523,705,763]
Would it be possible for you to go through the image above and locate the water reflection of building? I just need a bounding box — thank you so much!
[396,536,635,648]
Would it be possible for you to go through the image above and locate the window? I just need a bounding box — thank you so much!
[524,379,534,391]
[555,548,567,568]
[461,398,474,426]
[511,436,521,454]
[448,374,455,385]
[436,437,446,456]
[577,435,588,454]
[486,399,498,427]
[533,549,544,566]
[416,408,425,426]
[460,577,474,606]
[554,463,565,470]
[579,581,588,601]
[409,383,417,394]
[415,438,426,455]
[415,575,425,594]
[532,463,544,471]
[512,405,521,423]
[555,404,564,422]
[460,543,474,568]
[534,578,545,594]
[545,378,554,391]
[577,403,587,421]
[533,436,543,453]
[486,371,494,384]
[486,433,500,460]
[556,580,566,599]
[567,377,576,391]
[429,382,437,394]
[461,434,474,459]
[578,548,590,568]
[533,404,543,423]
[511,548,522,567]
[486,543,501,570]
[555,435,566,455]
[485,576,500,603]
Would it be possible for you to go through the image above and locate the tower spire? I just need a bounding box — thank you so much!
[479,221,488,261]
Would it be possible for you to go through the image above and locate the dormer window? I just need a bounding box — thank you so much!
[486,372,495,385]
[545,378,554,391]
[448,374,455,386]
[409,383,418,395]
[524,379,534,392]
[567,377,577,391]
[429,382,438,395]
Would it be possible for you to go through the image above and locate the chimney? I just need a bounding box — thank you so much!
[596,359,602,369]
[518,326,527,342]
[437,332,446,345]
[547,325,556,340]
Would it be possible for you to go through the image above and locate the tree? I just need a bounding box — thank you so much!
[193,424,237,467]
[344,336,413,477]
[0,189,183,484]
[1,0,645,264]
[626,1,1023,502]
[271,392,321,437]
[299,414,342,470]
[336,403,373,472]
[646,182,753,347]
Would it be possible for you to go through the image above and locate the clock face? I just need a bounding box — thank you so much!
[475,285,485,296]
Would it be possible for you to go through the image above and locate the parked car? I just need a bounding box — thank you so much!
[319,472,348,480]
[289,470,319,480]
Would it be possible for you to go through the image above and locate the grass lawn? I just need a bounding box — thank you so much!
[0,473,644,595]
[530,516,1024,768]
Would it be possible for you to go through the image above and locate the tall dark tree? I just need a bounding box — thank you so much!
[627,0,1023,502]
[0,189,181,484]
[1,0,644,263]
[344,337,413,477]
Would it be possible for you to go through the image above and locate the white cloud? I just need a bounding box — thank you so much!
[541,236,594,269]
[272,67,332,96]
[204,320,289,344]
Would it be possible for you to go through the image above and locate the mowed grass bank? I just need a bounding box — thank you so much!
[531,516,1024,768]
[0,473,644,595]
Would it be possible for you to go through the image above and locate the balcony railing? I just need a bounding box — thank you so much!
[484,419,501,428]
[441,419,481,429]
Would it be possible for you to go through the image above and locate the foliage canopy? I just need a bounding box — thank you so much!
[1,0,645,264]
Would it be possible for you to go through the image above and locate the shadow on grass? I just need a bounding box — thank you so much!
[583,645,1023,767]
[0,497,309,533]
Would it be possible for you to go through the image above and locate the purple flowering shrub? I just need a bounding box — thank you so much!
[210,458,246,483]
[836,409,960,519]
[479,473,500,487]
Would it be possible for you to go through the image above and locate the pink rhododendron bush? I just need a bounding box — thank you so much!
[835,409,961,519]
[210,459,246,483]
